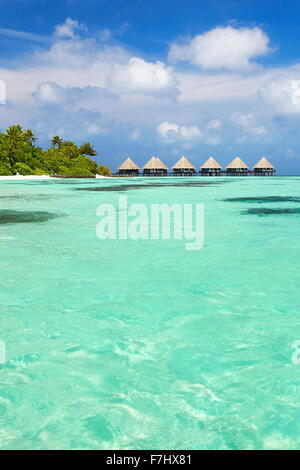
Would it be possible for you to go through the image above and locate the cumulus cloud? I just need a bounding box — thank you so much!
[34,41,178,98]
[109,57,178,96]
[2,16,300,171]
[34,81,65,103]
[35,36,100,68]
[157,121,202,141]
[34,81,116,109]
[54,18,87,39]
[231,111,267,135]
[259,75,300,114]
[0,95,106,143]
[27,81,118,140]
[3,16,178,107]
[169,26,271,71]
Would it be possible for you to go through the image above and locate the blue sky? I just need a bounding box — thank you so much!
[1,0,300,173]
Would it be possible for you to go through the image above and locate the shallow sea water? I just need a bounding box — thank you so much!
[0,176,300,450]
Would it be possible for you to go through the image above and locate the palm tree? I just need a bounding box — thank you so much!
[23,129,37,146]
[79,142,97,156]
[51,136,63,148]
[6,125,23,142]
[5,125,23,165]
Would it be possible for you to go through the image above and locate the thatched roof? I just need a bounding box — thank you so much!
[253,157,274,169]
[118,157,139,170]
[143,156,168,170]
[226,157,248,170]
[172,156,195,170]
[200,156,222,170]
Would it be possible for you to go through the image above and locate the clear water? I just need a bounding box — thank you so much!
[0,176,300,450]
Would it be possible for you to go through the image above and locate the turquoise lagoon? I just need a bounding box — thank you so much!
[0,176,300,450]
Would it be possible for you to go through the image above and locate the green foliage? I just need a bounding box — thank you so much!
[14,162,33,175]
[0,126,108,176]
[51,136,63,148]
[0,162,13,175]
[97,164,111,176]
[79,142,97,156]
[33,168,46,175]
[23,129,37,145]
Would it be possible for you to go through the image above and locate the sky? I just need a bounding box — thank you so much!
[1,0,300,173]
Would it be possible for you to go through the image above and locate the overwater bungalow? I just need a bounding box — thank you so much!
[118,157,140,176]
[226,157,248,176]
[143,156,168,176]
[200,157,222,176]
[253,157,275,176]
[172,156,196,176]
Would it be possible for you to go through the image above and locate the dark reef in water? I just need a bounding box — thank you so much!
[243,208,300,215]
[76,181,227,192]
[0,210,60,224]
[224,196,300,203]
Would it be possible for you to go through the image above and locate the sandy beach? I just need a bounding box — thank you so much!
[0,175,57,180]
[0,175,108,180]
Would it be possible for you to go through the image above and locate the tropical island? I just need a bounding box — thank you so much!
[0,125,111,176]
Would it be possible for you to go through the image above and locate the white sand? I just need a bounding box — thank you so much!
[0,175,57,180]
[0,174,109,180]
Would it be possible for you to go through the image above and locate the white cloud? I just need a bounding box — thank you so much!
[180,125,202,138]
[157,121,202,141]
[0,19,180,111]
[34,81,116,110]
[202,119,222,145]
[99,22,128,42]
[0,27,50,44]
[231,111,267,135]
[259,74,300,114]
[85,123,107,135]
[177,70,273,103]
[205,119,222,130]
[35,36,100,68]
[54,18,87,39]
[34,82,64,103]
[2,16,300,172]
[206,136,220,145]
[169,26,271,71]
[99,28,112,41]
[109,57,178,96]
[31,38,178,98]
[0,18,272,122]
